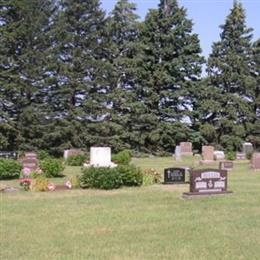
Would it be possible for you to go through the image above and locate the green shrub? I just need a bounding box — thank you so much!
[143,168,162,186]
[31,176,49,192]
[246,152,253,160]
[0,159,22,180]
[117,164,143,187]
[40,159,65,178]
[38,150,51,160]
[69,175,80,189]
[226,151,236,161]
[80,167,122,190]
[66,155,86,166]
[112,150,131,165]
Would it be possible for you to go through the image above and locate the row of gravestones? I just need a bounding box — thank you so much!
[175,142,260,170]
[164,166,233,199]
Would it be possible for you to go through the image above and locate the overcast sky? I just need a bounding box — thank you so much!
[101,0,260,57]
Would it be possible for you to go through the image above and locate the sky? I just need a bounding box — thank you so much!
[101,0,260,57]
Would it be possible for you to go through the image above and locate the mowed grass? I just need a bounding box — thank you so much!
[1,157,260,260]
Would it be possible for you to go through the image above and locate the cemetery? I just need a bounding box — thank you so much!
[0,0,259,259]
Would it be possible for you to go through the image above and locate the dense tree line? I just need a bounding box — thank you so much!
[0,0,259,156]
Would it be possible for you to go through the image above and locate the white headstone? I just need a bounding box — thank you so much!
[175,146,182,161]
[214,151,225,160]
[243,142,253,154]
[84,147,117,168]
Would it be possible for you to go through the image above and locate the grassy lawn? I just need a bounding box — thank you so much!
[1,157,260,260]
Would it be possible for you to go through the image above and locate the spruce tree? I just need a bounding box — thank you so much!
[207,1,255,151]
[0,0,56,151]
[139,0,204,152]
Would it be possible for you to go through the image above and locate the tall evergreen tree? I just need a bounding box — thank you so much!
[139,0,204,152]
[207,1,256,151]
[106,0,149,151]
[46,0,114,153]
[0,0,56,151]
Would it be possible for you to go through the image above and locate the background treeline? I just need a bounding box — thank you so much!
[0,0,259,156]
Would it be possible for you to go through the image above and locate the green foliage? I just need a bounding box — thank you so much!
[40,159,65,178]
[117,164,143,187]
[69,176,80,189]
[80,167,122,190]
[66,155,86,166]
[143,168,162,186]
[226,151,236,161]
[112,150,132,165]
[0,159,22,180]
[38,150,51,161]
[31,176,49,192]
[246,152,253,160]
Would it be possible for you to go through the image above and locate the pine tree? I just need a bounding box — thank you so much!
[207,1,256,151]
[46,0,114,152]
[105,0,150,151]
[0,0,56,151]
[139,0,204,152]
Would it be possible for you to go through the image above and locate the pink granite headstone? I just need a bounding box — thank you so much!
[202,146,214,161]
[180,142,193,156]
[251,153,260,170]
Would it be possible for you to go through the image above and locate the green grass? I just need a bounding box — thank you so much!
[1,157,260,260]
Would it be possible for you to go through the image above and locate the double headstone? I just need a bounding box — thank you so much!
[236,153,246,160]
[183,169,232,198]
[251,153,260,170]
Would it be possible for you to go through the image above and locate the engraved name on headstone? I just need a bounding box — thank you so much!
[164,168,186,184]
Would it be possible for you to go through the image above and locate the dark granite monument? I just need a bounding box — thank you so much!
[183,169,232,198]
[219,161,234,172]
[164,168,188,184]
[0,151,17,160]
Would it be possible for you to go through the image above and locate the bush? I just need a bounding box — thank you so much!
[66,155,86,166]
[40,159,65,178]
[246,152,253,160]
[38,150,51,160]
[80,167,122,190]
[143,168,162,186]
[69,175,80,189]
[0,159,22,180]
[117,164,143,187]
[226,151,236,161]
[31,176,49,192]
[112,150,132,165]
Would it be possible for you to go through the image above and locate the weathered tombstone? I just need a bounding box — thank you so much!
[175,146,182,161]
[214,151,225,161]
[251,153,260,170]
[202,146,214,161]
[0,151,17,160]
[64,149,84,160]
[163,168,187,184]
[25,152,37,159]
[84,147,117,168]
[243,142,253,155]
[183,169,232,198]
[236,152,246,160]
[180,142,193,156]
[22,158,39,171]
[219,161,234,172]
